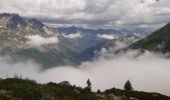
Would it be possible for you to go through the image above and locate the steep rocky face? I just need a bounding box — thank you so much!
[0,13,45,31]
[2,14,27,29]
[26,18,45,32]
[0,13,53,51]
[0,13,79,69]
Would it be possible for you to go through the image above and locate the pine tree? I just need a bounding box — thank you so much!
[124,80,133,91]
[97,89,101,94]
[86,79,92,91]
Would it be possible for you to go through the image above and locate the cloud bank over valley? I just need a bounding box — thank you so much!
[0,50,170,96]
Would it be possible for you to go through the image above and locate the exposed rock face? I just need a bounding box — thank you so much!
[5,14,27,29]
[96,94,107,100]
[47,81,71,86]
[0,90,12,99]
[0,13,80,68]
[58,81,71,86]
[73,89,81,95]
[129,97,138,100]
[0,13,45,31]
[27,18,45,32]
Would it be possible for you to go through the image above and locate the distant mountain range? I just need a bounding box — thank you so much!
[74,22,170,61]
[1,13,170,99]
[56,26,150,52]
[56,27,149,62]
[1,13,169,68]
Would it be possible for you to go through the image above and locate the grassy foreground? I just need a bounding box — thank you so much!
[0,77,169,100]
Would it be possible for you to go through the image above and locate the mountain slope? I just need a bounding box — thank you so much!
[129,23,170,53]
[78,38,131,62]
[0,13,79,68]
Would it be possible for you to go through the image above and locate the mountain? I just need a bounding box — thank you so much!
[55,26,149,62]
[0,13,79,68]
[56,26,149,36]
[0,13,151,68]
[78,38,132,62]
[0,77,169,100]
[129,23,170,53]
[55,26,150,52]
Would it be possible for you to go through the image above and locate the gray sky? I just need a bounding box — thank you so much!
[0,0,170,30]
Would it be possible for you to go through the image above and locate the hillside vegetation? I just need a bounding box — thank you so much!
[0,78,169,100]
[130,23,170,53]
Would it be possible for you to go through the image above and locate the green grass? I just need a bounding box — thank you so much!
[130,23,170,52]
[0,78,99,100]
[0,78,169,100]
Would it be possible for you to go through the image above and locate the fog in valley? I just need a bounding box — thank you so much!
[0,48,170,96]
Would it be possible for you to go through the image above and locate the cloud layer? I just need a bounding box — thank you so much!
[97,34,118,40]
[0,51,170,96]
[26,35,59,47]
[62,32,82,39]
[0,0,170,30]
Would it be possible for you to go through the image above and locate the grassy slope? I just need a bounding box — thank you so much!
[130,23,170,52]
[0,78,98,100]
[0,78,169,100]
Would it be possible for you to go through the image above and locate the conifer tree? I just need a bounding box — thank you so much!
[124,80,133,91]
[86,79,92,91]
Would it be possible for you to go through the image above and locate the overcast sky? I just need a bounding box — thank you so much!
[0,0,170,30]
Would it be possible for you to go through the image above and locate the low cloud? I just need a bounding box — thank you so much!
[26,35,59,47]
[0,50,170,96]
[97,34,118,40]
[94,42,129,59]
[62,32,82,39]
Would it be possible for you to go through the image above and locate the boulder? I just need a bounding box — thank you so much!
[58,81,71,86]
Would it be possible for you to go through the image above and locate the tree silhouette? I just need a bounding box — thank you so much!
[124,80,133,91]
[97,89,101,94]
[86,79,92,91]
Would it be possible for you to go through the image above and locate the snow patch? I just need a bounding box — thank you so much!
[17,24,21,27]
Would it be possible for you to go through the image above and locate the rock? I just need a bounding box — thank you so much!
[58,81,71,86]
[0,90,13,98]
[130,97,138,100]
[107,94,121,100]
[96,94,107,100]
[73,89,81,95]
[153,93,158,98]
[47,82,57,86]
[42,92,55,100]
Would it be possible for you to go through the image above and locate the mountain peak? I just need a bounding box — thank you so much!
[0,13,47,33]
[7,13,27,29]
[0,13,27,29]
